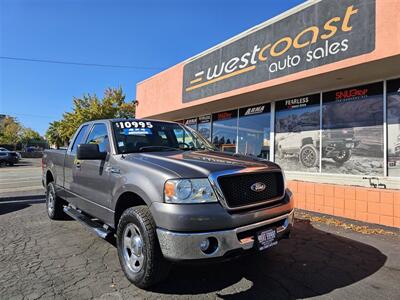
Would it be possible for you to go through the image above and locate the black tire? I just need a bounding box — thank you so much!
[46,182,67,220]
[332,149,351,164]
[116,206,170,289]
[299,144,319,168]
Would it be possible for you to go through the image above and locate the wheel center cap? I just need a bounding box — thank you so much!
[131,236,142,256]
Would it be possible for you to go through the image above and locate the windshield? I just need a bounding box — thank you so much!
[112,120,216,154]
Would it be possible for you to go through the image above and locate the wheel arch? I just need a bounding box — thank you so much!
[301,137,314,147]
[114,191,147,228]
[45,170,54,186]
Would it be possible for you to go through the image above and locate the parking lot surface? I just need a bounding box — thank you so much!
[0,200,399,300]
[0,158,43,198]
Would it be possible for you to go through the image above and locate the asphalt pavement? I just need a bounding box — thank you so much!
[0,158,44,199]
[0,199,399,300]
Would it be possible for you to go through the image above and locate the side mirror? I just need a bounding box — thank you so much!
[77,144,107,160]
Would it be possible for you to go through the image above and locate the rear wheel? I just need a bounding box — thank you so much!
[46,182,67,220]
[299,144,319,168]
[116,206,170,289]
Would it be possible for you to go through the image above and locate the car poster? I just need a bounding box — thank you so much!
[275,94,320,172]
[387,78,400,177]
[197,115,211,140]
[322,82,384,175]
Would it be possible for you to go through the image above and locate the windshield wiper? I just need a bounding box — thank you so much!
[138,146,180,152]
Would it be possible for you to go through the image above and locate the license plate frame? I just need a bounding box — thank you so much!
[256,228,278,251]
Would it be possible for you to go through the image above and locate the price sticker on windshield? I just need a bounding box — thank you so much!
[123,128,152,135]
[115,121,153,129]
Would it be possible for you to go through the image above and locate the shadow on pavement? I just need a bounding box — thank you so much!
[0,200,45,216]
[151,219,386,298]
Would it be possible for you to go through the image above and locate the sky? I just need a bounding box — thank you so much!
[0,0,304,135]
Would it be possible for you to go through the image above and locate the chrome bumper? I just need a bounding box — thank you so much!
[156,209,294,260]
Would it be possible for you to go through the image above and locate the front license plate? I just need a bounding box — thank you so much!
[256,228,278,251]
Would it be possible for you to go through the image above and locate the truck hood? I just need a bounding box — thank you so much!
[124,150,280,178]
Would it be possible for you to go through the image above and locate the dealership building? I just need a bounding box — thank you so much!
[136,0,400,228]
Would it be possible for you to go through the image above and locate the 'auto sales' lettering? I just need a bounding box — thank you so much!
[183,0,375,102]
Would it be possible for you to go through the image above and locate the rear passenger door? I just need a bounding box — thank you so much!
[73,123,112,219]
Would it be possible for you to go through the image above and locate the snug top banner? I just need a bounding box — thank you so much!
[182,0,376,102]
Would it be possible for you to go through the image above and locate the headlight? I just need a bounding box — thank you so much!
[164,179,217,204]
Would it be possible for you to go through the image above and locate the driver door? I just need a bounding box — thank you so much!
[73,122,112,220]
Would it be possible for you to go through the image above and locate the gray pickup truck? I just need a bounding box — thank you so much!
[42,119,294,288]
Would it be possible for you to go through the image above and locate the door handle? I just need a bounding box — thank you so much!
[75,162,81,169]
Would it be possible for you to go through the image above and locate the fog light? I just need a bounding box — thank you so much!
[199,237,218,254]
[200,239,210,251]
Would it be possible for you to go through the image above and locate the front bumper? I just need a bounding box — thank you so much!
[156,209,294,260]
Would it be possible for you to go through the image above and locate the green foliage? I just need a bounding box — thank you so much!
[45,87,136,147]
[0,116,44,146]
[0,116,22,144]
[20,128,43,144]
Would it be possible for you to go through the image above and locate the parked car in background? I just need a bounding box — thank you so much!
[0,147,22,160]
[0,151,19,166]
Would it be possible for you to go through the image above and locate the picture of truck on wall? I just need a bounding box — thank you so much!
[276,126,358,168]
[395,133,400,155]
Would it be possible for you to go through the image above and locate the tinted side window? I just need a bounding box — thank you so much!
[71,125,88,154]
[85,124,110,152]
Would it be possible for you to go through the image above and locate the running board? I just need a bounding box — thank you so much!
[63,206,113,239]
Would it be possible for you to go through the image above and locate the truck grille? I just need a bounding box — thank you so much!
[217,171,285,209]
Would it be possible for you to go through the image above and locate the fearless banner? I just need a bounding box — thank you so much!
[182,0,376,102]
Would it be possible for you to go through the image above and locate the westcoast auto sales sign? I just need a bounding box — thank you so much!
[182,0,375,102]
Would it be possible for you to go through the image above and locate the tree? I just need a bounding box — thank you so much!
[45,121,65,149]
[45,87,136,145]
[20,128,44,145]
[0,116,22,145]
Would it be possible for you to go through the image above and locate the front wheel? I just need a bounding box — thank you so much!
[299,144,319,168]
[116,206,170,289]
[332,149,351,164]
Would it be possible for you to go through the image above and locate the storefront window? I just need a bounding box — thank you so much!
[238,104,271,159]
[387,78,400,177]
[184,118,197,130]
[275,94,320,172]
[322,82,384,175]
[197,115,211,141]
[212,110,237,153]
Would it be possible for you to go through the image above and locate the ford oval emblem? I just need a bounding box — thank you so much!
[251,182,266,192]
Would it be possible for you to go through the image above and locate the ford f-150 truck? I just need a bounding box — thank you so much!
[42,119,294,288]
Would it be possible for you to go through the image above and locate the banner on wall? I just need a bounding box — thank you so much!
[239,103,270,117]
[275,94,320,111]
[182,0,376,102]
[212,109,238,121]
[198,115,211,124]
[184,118,197,126]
